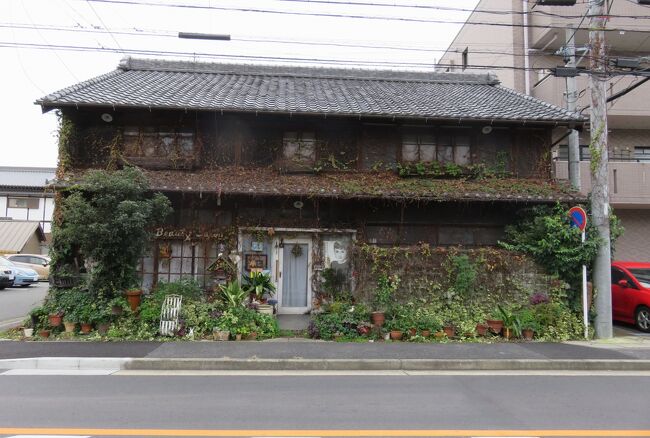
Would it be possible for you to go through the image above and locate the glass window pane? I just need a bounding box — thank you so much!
[455,145,471,165]
[420,144,435,162]
[402,142,418,162]
[438,145,453,163]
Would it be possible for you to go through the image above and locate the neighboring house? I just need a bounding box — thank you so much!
[0,167,56,236]
[439,0,650,262]
[36,57,584,314]
[0,220,47,255]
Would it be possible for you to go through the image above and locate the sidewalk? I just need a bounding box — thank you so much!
[2,336,650,371]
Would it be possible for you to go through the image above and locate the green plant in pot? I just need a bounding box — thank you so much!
[497,305,522,339]
[219,281,248,308]
[371,274,399,328]
[517,308,538,340]
[243,271,276,303]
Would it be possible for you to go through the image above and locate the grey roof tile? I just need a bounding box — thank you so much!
[37,57,585,124]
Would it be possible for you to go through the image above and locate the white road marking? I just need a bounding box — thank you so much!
[113,369,650,377]
[1,369,118,376]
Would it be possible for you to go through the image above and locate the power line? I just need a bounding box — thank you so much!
[84,0,650,32]
[85,0,124,53]
[1,22,572,59]
[21,2,79,81]
[262,0,650,19]
[0,40,554,70]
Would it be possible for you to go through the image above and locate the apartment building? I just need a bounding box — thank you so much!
[440,0,650,261]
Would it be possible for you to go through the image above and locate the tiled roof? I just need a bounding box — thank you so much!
[37,57,585,124]
[0,221,45,253]
[58,167,582,203]
[0,167,56,191]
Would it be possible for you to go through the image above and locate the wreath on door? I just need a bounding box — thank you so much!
[291,244,303,258]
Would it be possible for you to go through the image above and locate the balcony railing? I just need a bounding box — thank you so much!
[553,160,650,205]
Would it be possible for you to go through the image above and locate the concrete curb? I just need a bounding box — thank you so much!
[124,358,650,371]
[3,357,650,371]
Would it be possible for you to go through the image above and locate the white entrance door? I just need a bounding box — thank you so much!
[277,238,311,314]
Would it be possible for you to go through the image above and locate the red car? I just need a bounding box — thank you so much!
[611,261,650,332]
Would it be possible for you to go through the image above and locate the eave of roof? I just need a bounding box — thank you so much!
[36,57,586,126]
[58,167,585,204]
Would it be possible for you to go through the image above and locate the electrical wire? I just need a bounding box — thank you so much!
[1,22,570,59]
[85,0,124,53]
[85,0,650,32]
[0,40,555,70]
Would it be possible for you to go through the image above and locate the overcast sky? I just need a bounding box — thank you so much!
[1,0,478,168]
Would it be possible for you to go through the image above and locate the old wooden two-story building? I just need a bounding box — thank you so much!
[38,57,584,313]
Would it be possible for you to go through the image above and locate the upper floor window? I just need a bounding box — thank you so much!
[8,197,39,209]
[402,130,471,165]
[558,145,591,161]
[635,146,650,162]
[123,127,195,158]
[283,131,316,164]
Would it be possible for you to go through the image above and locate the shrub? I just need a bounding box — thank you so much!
[51,167,172,298]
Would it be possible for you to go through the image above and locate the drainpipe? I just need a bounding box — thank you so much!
[523,0,531,95]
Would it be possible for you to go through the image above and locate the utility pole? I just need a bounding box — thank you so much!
[565,26,581,190]
[589,0,613,338]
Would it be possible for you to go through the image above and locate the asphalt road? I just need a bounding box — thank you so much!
[0,373,649,437]
[0,282,48,331]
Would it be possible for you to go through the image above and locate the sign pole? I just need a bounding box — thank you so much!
[582,230,588,339]
[569,206,589,339]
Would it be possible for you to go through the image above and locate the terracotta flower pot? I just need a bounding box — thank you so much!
[63,321,76,333]
[97,323,110,336]
[371,311,385,327]
[247,332,258,341]
[503,327,514,339]
[443,325,455,338]
[39,329,50,338]
[408,328,417,337]
[421,329,431,338]
[522,328,534,341]
[125,289,143,311]
[80,323,93,334]
[486,319,503,334]
[476,323,489,337]
[213,330,230,341]
[434,331,445,339]
[48,314,62,327]
[389,330,403,341]
[235,334,242,341]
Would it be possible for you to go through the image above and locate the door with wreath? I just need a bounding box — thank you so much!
[277,238,312,314]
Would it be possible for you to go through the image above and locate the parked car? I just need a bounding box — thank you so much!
[611,261,650,332]
[0,272,12,290]
[0,257,39,287]
[5,254,50,280]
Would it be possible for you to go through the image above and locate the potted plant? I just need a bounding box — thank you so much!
[63,309,77,333]
[496,305,521,339]
[48,310,64,328]
[76,306,94,334]
[385,317,405,341]
[371,274,399,327]
[212,326,230,341]
[22,319,34,338]
[475,322,489,337]
[442,322,455,338]
[109,297,128,316]
[486,308,504,335]
[517,308,538,341]
[96,306,113,336]
[417,310,441,338]
[243,271,276,304]
[125,287,143,312]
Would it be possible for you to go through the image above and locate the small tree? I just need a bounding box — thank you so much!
[499,203,622,308]
[52,167,172,298]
